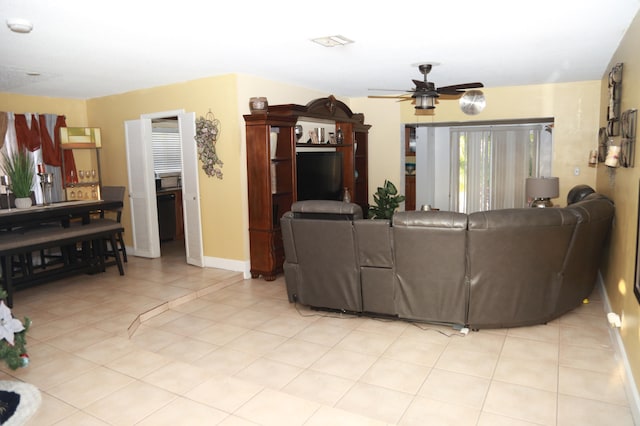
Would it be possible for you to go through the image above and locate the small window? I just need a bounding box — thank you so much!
[152,118,181,175]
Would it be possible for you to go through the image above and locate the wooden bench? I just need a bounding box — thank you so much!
[0,221,125,307]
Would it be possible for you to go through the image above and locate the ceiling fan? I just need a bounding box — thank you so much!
[369,63,485,113]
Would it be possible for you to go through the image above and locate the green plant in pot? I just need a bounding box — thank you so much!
[2,149,35,208]
[368,180,405,219]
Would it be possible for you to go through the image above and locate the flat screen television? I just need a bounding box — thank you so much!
[296,151,343,201]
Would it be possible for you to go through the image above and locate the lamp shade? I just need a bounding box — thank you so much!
[526,177,559,199]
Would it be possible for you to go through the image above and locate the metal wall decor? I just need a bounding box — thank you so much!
[607,63,623,137]
[619,109,637,168]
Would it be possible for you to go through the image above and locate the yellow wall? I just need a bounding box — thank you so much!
[85,75,245,260]
[354,81,601,204]
[597,10,640,399]
[0,93,88,126]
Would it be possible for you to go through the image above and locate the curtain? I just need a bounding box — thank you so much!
[1,113,71,204]
[450,124,546,213]
[0,113,8,150]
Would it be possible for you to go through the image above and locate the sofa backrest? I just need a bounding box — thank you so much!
[354,219,395,314]
[467,208,579,328]
[392,211,469,324]
[281,200,363,312]
[559,195,615,313]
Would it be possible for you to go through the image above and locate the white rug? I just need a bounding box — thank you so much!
[0,381,41,426]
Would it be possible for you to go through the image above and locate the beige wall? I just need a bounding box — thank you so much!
[597,11,640,400]
[0,93,88,126]
[353,81,601,205]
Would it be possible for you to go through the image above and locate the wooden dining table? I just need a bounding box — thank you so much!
[0,199,126,306]
[0,199,123,230]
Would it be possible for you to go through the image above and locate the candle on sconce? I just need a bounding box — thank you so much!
[37,163,44,174]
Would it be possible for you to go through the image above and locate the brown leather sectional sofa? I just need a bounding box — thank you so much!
[281,186,614,329]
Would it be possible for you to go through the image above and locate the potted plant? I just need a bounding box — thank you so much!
[368,180,405,219]
[1,149,35,208]
[0,289,30,370]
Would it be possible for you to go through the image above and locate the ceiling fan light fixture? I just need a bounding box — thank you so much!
[414,94,436,110]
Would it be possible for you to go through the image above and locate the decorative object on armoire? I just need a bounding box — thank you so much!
[368,180,405,219]
[526,177,560,208]
[1,148,34,207]
[249,97,268,114]
[342,187,351,203]
[195,111,223,179]
[336,128,344,144]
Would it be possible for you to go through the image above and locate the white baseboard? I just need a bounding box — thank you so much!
[203,255,252,279]
[598,276,640,424]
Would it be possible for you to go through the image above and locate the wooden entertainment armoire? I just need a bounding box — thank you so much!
[244,96,370,280]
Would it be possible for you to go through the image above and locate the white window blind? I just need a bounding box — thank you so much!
[151,128,181,175]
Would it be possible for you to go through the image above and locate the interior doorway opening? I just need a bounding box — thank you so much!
[124,110,204,267]
[152,117,185,258]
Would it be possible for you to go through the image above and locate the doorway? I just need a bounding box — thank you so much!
[124,110,204,267]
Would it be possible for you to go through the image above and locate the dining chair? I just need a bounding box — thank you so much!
[99,186,127,262]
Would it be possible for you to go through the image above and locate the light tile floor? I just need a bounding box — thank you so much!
[3,241,636,425]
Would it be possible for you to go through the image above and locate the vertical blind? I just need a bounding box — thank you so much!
[449,124,550,213]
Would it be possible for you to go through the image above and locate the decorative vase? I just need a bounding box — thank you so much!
[14,197,32,209]
[249,97,268,114]
[342,187,351,203]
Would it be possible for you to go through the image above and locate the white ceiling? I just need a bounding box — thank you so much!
[1,0,639,100]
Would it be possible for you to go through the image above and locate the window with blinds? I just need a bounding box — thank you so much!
[151,125,181,175]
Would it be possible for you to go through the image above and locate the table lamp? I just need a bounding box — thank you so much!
[526,177,559,208]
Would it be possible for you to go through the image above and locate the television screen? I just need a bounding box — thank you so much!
[296,151,343,201]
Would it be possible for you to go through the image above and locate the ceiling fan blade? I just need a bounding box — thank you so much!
[438,93,464,100]
[437,82,484,94]
[368,88,412,92]
[368,95,410,99]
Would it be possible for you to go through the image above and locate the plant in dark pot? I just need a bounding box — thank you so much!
[2,148,35,208]
[368,180,405,219]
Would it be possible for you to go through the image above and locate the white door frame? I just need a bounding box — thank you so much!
[125,109,204,265]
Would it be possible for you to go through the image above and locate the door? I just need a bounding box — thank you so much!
[124,119,161,257]
[124,111,203,265]
[178,112,204,266]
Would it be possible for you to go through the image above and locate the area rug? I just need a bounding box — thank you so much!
[0,381,41,426]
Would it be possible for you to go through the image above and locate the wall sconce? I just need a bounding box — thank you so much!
[526,177,559,208]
